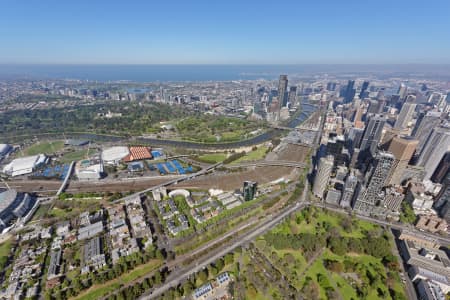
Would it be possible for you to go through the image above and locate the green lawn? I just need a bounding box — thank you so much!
[231,146,268,164]
[22,140,64,156]
[0,238,12,257]
[31,204,51,221]
[60,149,90,163]
[119,259,162,283]
[196,152,228,164]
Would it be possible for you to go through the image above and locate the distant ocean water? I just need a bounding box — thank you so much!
[1,64,450,82]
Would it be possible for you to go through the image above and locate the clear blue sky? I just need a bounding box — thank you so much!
[1,0,449,64]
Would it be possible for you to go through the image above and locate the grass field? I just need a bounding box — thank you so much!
[0,238,12,257]
[31,203,51,221]
[73,259,162,300]
[196,152,228,164]
[231,146,268,164]
[60,149,90,163]
[22,140,64,156]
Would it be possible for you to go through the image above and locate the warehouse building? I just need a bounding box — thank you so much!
[2,154,48,177]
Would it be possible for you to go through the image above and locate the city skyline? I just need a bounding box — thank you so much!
[1,0,450,64]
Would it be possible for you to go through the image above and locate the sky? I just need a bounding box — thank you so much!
[0,0,449,64]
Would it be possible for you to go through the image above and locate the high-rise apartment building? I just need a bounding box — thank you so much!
[353,152,394,212]
[313,155,334,199]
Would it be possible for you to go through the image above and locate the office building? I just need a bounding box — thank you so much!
[394,102,416,130]
[353,152,394,212]
[326,135,347,167]
[343,80,355,103]
[398,83,408,100]
[326,82,336,91]
[360,115,386,157]
[340,172,358,208]
[346,127,364,152]
[288,86,297,106]
[313,155,334,199]
[277,75,288,109]
[413,111,442,157]
[418,127,450,180]
[387,137,418,185]
[359,81,369,99]
[243,181,257,201]
[431,152,450,184]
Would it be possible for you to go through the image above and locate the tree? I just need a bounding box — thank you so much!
[302,280,320,300]
[154,271,162,284]
[224,253,234,265]
[198,269,208,283]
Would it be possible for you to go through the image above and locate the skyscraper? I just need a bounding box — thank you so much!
[313,155,334,199]
[413,111,442,157]
[344,80,355,103]
[398,83,407,100]
[277,75,288,110]
[431,152,450,184]
[386,137,418,185]
[243,181,257,201]
[287,86,297,107]
[353,152,395,212]
[340,172,358,208]
[326,82,336,91]
[360,115,386,157]
[394,102,416,130]
[359,81,370,99]
[417,127,450,180]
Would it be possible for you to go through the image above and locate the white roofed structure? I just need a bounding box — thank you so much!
[101,146,129,165]
[2,154,47,177]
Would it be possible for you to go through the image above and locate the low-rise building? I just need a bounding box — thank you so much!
[416,215,448,233]
[78,221,103,240]
[47,250,62,280]
[75,156,103,180]
[82,237,106,273]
